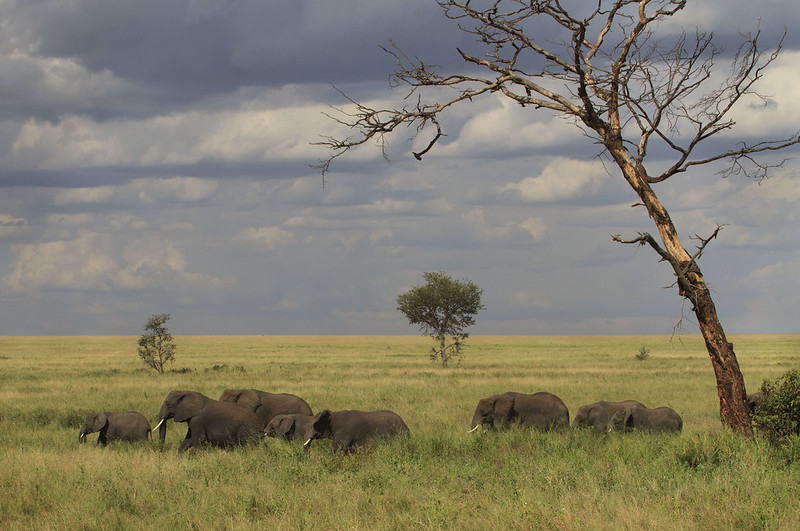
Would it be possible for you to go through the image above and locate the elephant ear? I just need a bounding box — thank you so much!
[277,416,296,436]
[610,408,635,430]
[494,395,515,424]
[311,410,333,437]
[621,408,637,429]
[174,393,205,422]
[235,390,262,412]
[96,412,109,430]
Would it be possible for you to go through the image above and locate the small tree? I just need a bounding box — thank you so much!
[397,271,485,368]
[137,313,176,373]
[636,346,651,364]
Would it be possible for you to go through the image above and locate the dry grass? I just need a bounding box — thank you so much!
[1,334,799,529]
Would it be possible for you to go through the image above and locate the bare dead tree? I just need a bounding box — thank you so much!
[315,0,800,436]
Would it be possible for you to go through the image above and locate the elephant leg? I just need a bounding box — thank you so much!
[178,424,197,453]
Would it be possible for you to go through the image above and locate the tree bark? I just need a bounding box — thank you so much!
[691,269,753,435]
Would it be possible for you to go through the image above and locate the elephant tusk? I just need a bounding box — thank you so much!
[302,438,312,448]
[467,425,481,434]
[152,418,164,432]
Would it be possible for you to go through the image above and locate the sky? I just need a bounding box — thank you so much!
[0,0,798,336]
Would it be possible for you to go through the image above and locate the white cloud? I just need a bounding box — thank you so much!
[5,232,117,290]
[502,157,608,202]
[520,217,548,241]
[4,231,229,292]
[7,95,338,170]
[435,96,579,157]
[235,226,293,253]
[133,177,219,203]
[0,213,27,233]
[53,187,116,205]
[728,51,800,137]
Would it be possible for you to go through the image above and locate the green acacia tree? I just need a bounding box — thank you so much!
[137,313,176,373]
[397,271,485,368]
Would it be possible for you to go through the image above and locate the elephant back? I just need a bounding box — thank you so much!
[509,391,570,430]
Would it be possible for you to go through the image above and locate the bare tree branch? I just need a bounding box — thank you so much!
[313,0,797,435]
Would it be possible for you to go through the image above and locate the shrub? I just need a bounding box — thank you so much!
[751,370,800,443]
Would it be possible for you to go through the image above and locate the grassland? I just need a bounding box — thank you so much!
[1,334,799,530]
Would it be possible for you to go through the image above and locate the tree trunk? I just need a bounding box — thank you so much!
[688,264,753,435]
[611,148,753,435]
[440,336,448,368]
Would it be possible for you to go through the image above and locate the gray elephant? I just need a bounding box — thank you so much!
[608,405,683,432]
[469,391,569,432]
[302,409,410,453]
[153,390,263,453]
[746,391,765,414]
[79,411,151,446]
[218,388,312,428]
[572,400,647,434]
[264,413,314,444]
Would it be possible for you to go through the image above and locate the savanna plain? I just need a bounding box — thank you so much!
[1,334,799,530]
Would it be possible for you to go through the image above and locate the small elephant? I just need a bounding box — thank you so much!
[79,411,151,446]
[218,388,313,428]
[303,409,410,453]
[572,400,647,434]
[470,391,569,432]
[153,390,263,453]
[265,414,314,444]
[746,391,765,414]
[608,405,683,432]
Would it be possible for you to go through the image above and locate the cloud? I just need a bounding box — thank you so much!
[235,226,293,253]
[727,51,800,138]
[435,96,580,158]
[6,96,338,173]
[4,231,229,292]
[1,0,798,335]
[520,217,548,241]
[5,232,117,291]
[501,158,608,202]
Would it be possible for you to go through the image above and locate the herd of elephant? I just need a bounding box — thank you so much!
[78,388,684,453]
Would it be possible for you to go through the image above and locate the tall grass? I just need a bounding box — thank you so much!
[1,334,798,529]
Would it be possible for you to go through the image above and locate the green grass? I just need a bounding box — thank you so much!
[1,334,799,529]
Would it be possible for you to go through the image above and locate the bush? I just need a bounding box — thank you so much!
[751,370,800,443]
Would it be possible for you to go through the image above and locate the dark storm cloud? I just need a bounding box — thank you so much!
[5,0,468,121]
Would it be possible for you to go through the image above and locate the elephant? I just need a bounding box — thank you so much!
[79,411,151,446]
[153,390,263,453]
[218,388,313,428]
[264,413,314,444]
[746,391,765,414]
[469,391,569,432]
[572,400,647,434]
[608,405,683,432]
[302,409,410,453]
